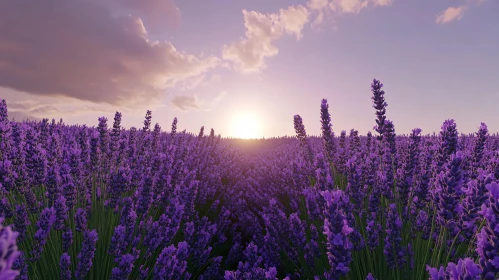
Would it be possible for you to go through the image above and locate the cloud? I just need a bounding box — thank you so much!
[212,91,227,104]
[171,95,202,111]
[176,74,208,91]
[171,91,226,111]
[0,0,218,107]
[280,6,311,40]
[6,100,58,121]
[1,87,146,124]
[8,111,40,122]
[436,6,467,24]
[307,0,336,27]
[334,0,369,13]
[100,0,182,30]
[306,0,393,29]
[222,5,310,73]
[334,0,393,13]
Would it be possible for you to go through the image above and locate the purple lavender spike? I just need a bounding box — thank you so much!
[0,218,21,280]
[60,253,71,280]
[111,254,135,280]
[321,190,353,278]
[30,207,55,261]
[75,208,87,232]
[75,229,98,279]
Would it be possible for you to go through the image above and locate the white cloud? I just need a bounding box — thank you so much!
[280,5,311,39]
[222,5,310,73]
[307,0,336,28]
[306,0,393,29]
[436,5,467,24]
[333,0,394,13]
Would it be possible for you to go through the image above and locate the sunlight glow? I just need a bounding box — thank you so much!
[230,113,262,139]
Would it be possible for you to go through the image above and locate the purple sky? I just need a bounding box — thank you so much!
[1,0,498,138]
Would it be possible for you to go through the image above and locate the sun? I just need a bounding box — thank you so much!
[230,113,262,139]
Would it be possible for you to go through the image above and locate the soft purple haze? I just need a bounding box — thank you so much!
[1,0,498,137]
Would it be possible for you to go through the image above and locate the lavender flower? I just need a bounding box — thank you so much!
[54,195,68,231]
[0,218,21,280]
[107,167,131,210]
[320,99,336,163]
[371,79,387,140]
[0,99,8,122]
[24,190,39,214]
[62,227,73,252]
[61,163,76,211]
[398,128,421,211]
[110,111,122,158]
[12,253,28,280]
[199,256,223,280]
[60,253,72,280]
[366,212,381,250]
[470,122,488,177]
[136,169,154,215]
[426,265,445,280]
[384,204,404,269]
[446,258,481,279]
[427,258,481,279]
[111,254,136,280]
[75,208,87,232]
[338,131,347,173]
[198,126,204,139]
[437,119,458,170]
[435,152,464,231]
[462,169,493,239]
[143,111,152,133]
[109,225,127,257]
[45,164,61,207]
[477,182,499,279]
[98,116,109,161]
[153,241,190,280]
[314,153,334,191]
[75,229,98,279]
[0,198,13,219]
[171,117,177,137]
[321,190,353,278]
[13,205,29,242]
[31,207,56,261]
[293,115,313,163]
[345,156,363,209]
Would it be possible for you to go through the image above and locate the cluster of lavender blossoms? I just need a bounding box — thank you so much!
[1,77,499,280]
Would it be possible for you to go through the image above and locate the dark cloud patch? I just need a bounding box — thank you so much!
[0,0,218,106]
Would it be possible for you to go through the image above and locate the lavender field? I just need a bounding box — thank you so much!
[1,79,499,280]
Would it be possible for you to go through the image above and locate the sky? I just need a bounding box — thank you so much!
[1,0,498,138]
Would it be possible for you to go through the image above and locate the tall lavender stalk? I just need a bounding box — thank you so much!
[320,99,336,164]
[0,218,21,280]
[293,115,313,164]
[321,190,353,279]
[75,229,98,279]
[371,79,387,141]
